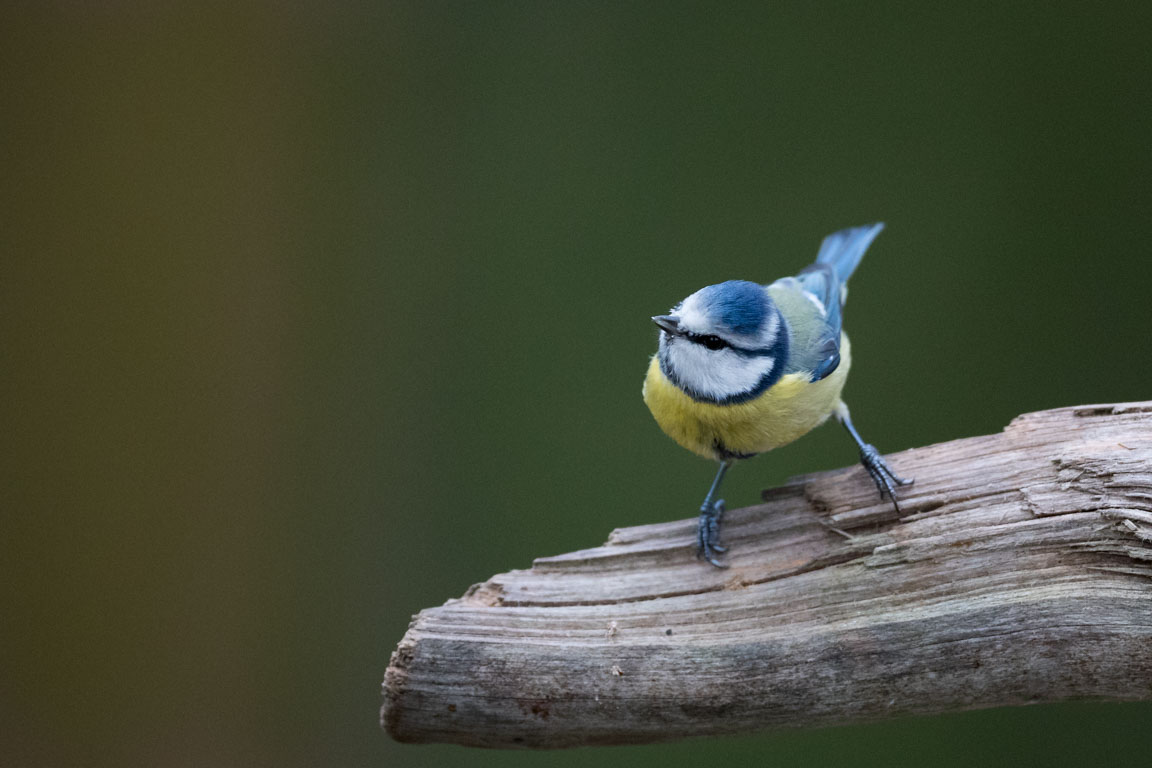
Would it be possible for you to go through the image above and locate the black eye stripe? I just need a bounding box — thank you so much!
[682,332,728,350]
[678,331,777,359]
[703,335,726,350]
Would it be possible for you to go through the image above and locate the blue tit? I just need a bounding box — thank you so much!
[642,223,911,566]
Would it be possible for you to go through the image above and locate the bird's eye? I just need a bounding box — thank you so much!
[702,335,726,350]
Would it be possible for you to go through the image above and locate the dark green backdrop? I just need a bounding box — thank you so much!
[4,2,1151,766]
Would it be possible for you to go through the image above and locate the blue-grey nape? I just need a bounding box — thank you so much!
[696,280,771,334]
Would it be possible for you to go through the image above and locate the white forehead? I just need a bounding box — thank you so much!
[676,291,712,333]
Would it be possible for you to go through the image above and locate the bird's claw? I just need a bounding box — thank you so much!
[858,443,913,513]
[697,499,729,568]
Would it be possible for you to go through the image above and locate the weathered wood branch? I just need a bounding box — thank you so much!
[382,402,1152,748]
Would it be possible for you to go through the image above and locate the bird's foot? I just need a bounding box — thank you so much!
[858,444,913,513]
[696,499,729,568]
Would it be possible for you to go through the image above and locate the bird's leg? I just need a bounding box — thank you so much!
[697,460,732,568]
[835,402,913,513]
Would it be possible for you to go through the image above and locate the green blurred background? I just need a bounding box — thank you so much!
[4,2,1151,766]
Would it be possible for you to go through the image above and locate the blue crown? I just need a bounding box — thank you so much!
[697,280,770,335]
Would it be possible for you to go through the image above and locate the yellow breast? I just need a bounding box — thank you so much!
[642,335,851,461]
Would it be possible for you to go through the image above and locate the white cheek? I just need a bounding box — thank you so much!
[666,342,775,401]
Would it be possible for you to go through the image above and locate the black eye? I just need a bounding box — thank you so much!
[702,335,726,350]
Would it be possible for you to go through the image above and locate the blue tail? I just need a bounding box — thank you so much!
[815,222,884,282]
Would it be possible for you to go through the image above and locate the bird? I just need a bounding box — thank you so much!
[642,223,911,567]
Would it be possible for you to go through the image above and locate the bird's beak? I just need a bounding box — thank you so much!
[651,315,683,335]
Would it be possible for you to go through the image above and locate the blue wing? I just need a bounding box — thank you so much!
[788,223,885,381]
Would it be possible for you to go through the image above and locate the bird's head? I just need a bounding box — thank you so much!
[652,280,786,404]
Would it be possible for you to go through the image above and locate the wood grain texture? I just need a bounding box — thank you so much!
[381,402,1152,748]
